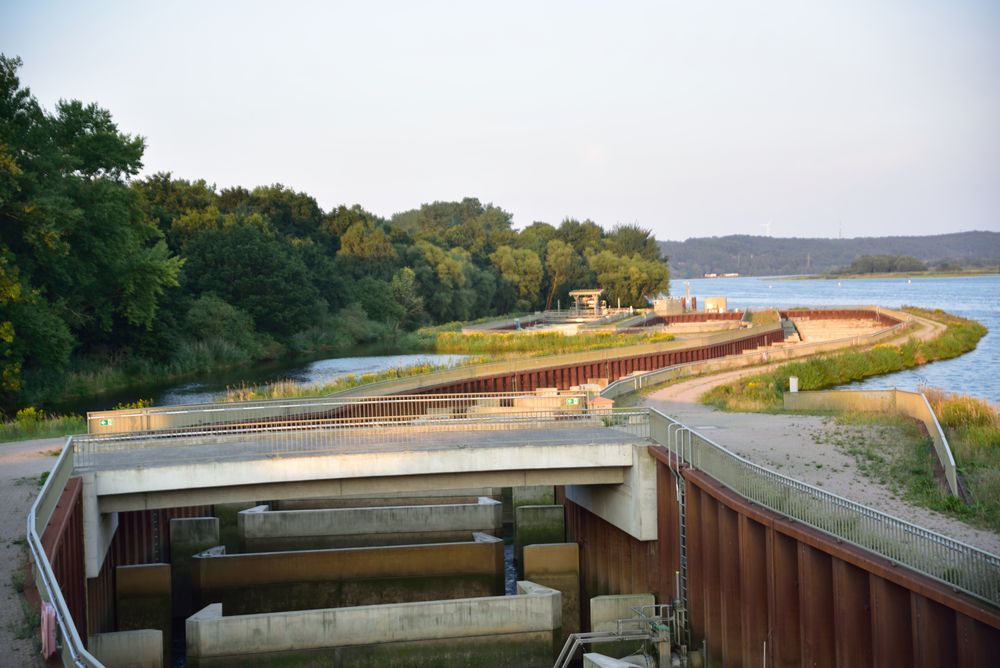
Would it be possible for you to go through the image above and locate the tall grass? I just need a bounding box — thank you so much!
[0,407,85,443]
[701,308,987,411]
[424,330,674,356]
[921,387,1000,529]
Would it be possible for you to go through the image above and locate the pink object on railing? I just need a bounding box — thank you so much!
[40,602,57,659]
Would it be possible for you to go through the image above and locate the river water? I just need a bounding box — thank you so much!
[673,274,1000,404]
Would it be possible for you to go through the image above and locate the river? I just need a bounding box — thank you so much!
[673,274,1000,404]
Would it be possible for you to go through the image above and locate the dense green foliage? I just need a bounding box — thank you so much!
[660,232,1000,278]
[0,56,670,412]
[701,308,988,412]
[833,254,926,275]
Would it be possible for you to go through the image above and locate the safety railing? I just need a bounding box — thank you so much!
[27,438,103,667]
[87,391,588,434]
[649,409,1000,607]
[73,406,650,470]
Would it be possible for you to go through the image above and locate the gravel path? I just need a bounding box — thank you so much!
[0,436,65,667]
[644,371,1000,556]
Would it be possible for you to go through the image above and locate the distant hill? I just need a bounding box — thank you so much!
[658,231,1000,278]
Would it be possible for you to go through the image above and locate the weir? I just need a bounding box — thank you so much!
[26,307,1000,667]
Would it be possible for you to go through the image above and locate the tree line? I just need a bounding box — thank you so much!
[0,56,669,411]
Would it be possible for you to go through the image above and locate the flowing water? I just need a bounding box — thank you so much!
[672,274,1000,403]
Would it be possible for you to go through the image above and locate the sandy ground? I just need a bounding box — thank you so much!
[0,436,65,667]
[643,368,1000,556]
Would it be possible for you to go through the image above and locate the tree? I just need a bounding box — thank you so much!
[183,215,321,336]
[336,220,398,279]
[490,245,543,310]
[0,55,183,405]
[587,250,670,307]
[390,267,425,330]
[606,224,661,260]
[544,239,584,310]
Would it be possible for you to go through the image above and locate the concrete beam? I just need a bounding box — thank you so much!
[94,442,635,499]
[99,466,626,513]
[565,444,658,541]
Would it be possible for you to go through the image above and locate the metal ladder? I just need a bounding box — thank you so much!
[667,424,692,650]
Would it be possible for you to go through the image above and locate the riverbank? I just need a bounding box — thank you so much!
[778,269,999,281]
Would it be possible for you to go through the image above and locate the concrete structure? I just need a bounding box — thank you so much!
[583,654,651,667]
[238,497,502,551]
[273,487,503,509]
[590,593,656,658]
[566,443,658,541]
[702,297,728,313]
[513,485,556,507]
[192,533,504,614]
[87,429,640,514]
[116,564,171,661]
[185,581,561,667]
[570,289,604,314]
[169,517,219,617]
[89,630,163,668]
[514,505,565,576]
[523,542,581,643]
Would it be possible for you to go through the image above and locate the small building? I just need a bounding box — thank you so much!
[568,289,603,314]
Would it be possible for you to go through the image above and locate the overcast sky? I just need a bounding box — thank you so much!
[3,0,999,240]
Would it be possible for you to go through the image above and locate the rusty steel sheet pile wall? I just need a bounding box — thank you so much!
[87,505,212,636]
[421,329,783,395]
[682,466,1000,667]
[639,312,744,327]
[40,476,87,644]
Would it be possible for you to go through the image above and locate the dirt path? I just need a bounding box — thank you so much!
[0,436,65,667]
[642,359,1000,555]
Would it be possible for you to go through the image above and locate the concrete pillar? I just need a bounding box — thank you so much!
[513,485,555,508]
[589,593,655,658]
[514,505,564,578]
[117,563,171,663]
[523,543,580,644]
[169,517,219,618]
[82,472,118,578]
[89,630,163,668]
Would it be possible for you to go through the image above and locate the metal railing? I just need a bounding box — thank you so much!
[649,409,1000,607]
[87,391,587,434]
[27,438,102,667]
[74,405,651,470]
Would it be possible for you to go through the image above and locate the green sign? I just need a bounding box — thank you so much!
[99,418,113,427]
[566,398,579,405]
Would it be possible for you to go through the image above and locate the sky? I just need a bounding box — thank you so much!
[2,0,999,240]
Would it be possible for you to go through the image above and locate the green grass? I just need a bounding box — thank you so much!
[701,307,987,412]
[817,411,997,531]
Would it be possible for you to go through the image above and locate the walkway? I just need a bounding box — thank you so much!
[643,372,1000,555]
[0,436,64,667]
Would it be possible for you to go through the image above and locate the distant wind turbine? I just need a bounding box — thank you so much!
[761,221,772,237]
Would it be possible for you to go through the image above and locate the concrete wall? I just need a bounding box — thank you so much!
[169,517,219,617]
[186,581,562,667]
[524,543,581,644]
[514,505,565,577]
[192,533,504,614]
[238,497,502,551]
[513,485,556,507]
[89,629,163,668]
[116,564,171,662]
[273,487,503,510]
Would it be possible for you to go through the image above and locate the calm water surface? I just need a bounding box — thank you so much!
[672,274,1000,404]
